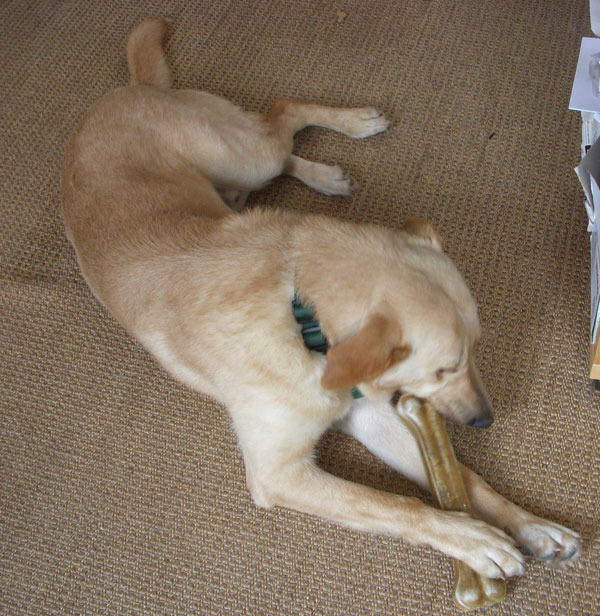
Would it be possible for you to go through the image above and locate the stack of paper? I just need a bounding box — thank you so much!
[575,143,600,343]
[571,38,600,345]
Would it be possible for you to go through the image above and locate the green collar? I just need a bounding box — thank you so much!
[292,295,363,399]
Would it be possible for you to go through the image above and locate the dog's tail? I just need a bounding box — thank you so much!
[126,18,173,90]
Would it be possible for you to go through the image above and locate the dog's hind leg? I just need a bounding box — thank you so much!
[284,155,353,196]
[268,100,389,139]
[266,100,389,195]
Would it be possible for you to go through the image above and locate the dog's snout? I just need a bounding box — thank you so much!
[463,364,494,428]
[468,415,494,429]
[467,397,494,428]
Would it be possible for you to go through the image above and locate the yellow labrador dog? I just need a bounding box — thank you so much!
[61,18,581,579]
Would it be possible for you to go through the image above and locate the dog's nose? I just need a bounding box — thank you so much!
[468,415,494,429]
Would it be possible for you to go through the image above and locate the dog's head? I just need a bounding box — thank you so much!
[320,218,493,428]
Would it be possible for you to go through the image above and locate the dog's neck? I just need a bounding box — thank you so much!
[292,293,363,398]
[291,217,381,347]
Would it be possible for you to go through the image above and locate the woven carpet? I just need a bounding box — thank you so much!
[1,1,599,614]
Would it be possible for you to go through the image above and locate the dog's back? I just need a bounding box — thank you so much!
[60,20,242,320]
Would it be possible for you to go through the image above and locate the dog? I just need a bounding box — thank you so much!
[60,18,581,580]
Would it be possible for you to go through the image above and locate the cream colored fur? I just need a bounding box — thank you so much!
[61,18,581,580]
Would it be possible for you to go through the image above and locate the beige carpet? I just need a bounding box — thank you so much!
[1,1,599,614]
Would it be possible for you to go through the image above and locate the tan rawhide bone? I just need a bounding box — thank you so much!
[396,395,506,611]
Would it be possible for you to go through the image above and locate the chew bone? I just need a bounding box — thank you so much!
[396,395,506,611]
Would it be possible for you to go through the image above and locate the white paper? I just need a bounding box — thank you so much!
[592,230,600,342]
[569,38,600,113]
[574,131,600,225]
[573,131,600,338]
[581,111,600,157]
[591,0,600,37]
[591,176,600,342]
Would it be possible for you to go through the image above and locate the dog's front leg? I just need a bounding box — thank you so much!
[236,410,524,580]
[251,457,524,579]
[336,398,581,569]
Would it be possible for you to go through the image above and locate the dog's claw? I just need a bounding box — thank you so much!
[343,108,390,138]
[512,520,582,569]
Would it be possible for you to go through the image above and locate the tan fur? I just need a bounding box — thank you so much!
[61,19,581,579]
[126,18,173,89]
[401,216,443,251]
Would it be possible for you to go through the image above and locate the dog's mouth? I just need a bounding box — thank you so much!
[394,390,494,429]
[390,390,402,406]
[430,398,494,429]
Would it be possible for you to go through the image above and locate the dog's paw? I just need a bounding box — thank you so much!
[511,518,582,570]
[312,164,354,196]
[342,108,390,139]
[217,187,250,211]
[436,511,526,579]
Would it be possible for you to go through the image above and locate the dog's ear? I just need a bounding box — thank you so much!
[321,314,411,391]
[402,217,443,251]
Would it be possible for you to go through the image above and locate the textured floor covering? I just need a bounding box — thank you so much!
[1,1,599,614]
